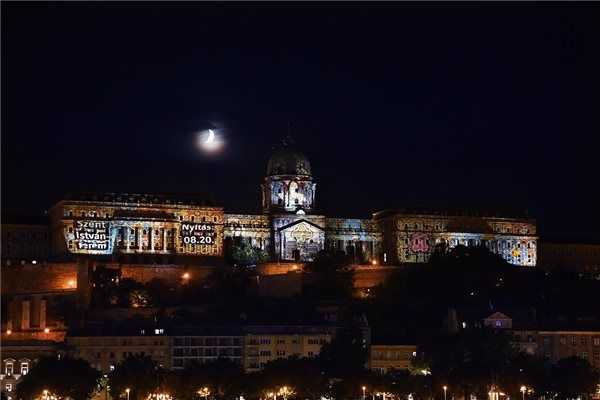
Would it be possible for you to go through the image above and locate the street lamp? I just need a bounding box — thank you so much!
[443,386,448,400]
[198,387,210,400]
[520,386,526,400]
[362,386,366,400]
[279,386,291,400]
[125,388,130,400]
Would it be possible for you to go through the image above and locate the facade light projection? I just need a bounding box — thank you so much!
[51,142,537,266]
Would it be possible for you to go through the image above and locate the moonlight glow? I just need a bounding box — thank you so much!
[197,129,224,153]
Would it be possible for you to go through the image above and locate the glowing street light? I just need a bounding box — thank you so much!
[443,386,448,400]
[520,386,526,400]
[198,387,210,400]
[125,388,131,400]
[278,386,292,400]
[362,386,366,400]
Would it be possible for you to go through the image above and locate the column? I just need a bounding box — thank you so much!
[150,228,154,251]
[137,227,142,251]
[40,299,47,329]
[125,228,130,252]
[162,229,167,252]
[21,300,31,330]
[30,297,40,328]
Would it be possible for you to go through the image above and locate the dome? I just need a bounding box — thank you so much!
[266,147,312,176]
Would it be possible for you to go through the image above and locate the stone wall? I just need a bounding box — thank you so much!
[120,264,216,285]
[1,263,78,295]
[352,265,398,289]
[256,262,304,275]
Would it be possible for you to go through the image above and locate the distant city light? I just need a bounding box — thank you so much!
[182,272,190,280]
[44,328,50,333]
[6,329,12,335]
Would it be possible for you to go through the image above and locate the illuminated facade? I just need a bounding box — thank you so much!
[224,142,381,262]
[41,142,536,266]
[49,193,224,258]
[374,210,537,266]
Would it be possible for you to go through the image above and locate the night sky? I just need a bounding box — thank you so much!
[2,3,599,241]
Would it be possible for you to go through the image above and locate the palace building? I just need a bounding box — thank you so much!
[6,141,537,267]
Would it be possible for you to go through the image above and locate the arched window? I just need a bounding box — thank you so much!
[5,359,15,375]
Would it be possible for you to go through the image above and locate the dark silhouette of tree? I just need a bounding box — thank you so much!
[90,265,121,307]
[145,278,177,307]
[550,356,599,399]
[170,358,245,400]
[498,353,550,397]
[318,324,368,378]
[417,328,515,400]
[304,250,354,300]
[15,356,100,400]
[108,355,165,400]
[258,356,328,400]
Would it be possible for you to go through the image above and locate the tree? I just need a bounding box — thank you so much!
[551,356,599,399]
[15,356,100,400]
[108,355,164,400]
[90,265,121,308]
[498,353,550,397]
[145,278,177,307]
[259,356,328,400]
[417,328,516,400]
[169,358,245,400]
[304,250,354,300]
[318,325,368,379]
[227,242,269,266]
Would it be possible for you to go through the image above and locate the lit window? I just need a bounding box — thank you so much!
[5,362,14,375]
[20,362,29,375]
[155,329,164,335]
[5,383,12,392]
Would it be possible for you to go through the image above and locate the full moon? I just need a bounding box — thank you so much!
[197,129,224,153]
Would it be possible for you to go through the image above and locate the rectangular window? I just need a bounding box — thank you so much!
[5,363,13,375]
[6,383,12,392]
[560,337,567,345]
[20,363,28,375]
[593,338,600,346]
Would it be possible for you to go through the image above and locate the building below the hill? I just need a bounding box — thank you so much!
[369,344,417,373]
